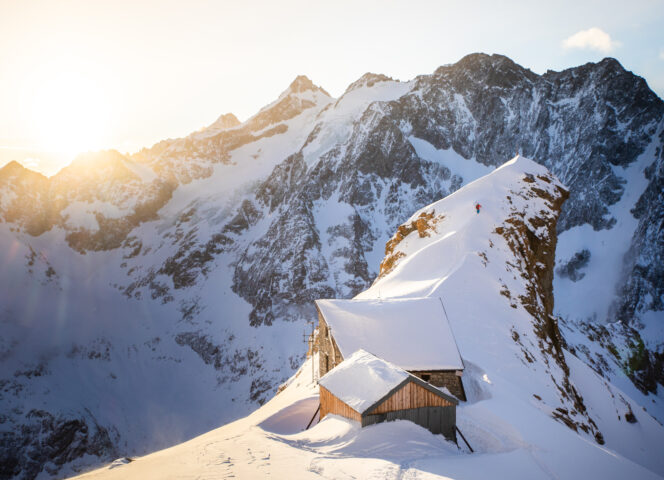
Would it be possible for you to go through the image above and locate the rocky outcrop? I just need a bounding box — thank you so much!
[0,410,117,480]
[493,172,602,439]
[379,211,444,278]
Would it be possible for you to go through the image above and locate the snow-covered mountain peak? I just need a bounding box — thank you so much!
[0,160,48,190]
[344,72,395,93]
[434,52,531,81]
[57,150,140,180]
[206,112,241,131]
[239,75,332,135]
[286,74,330,96]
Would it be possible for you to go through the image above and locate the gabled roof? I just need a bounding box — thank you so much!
[319,349,458,415]
[315,297,464,371]
[319,349,409,413]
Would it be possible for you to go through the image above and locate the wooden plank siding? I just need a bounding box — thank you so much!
[319,385,361,422]
[363,406,456,440]
[368,381,453,415]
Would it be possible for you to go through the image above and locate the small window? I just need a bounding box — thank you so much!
[325,354,329,372]
[421,374,431,382]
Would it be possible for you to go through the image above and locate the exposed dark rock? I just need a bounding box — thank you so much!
[0,410,117,480]
[557,249,591,282]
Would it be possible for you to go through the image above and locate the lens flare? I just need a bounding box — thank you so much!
[25,67,112,158]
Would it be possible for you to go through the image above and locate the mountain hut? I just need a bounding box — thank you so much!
[318,349,459,440]
[315,297,466,401]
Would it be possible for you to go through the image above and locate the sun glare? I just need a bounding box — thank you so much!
[26,68,111,158]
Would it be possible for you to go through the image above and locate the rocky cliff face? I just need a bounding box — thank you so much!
[1,54,663,478]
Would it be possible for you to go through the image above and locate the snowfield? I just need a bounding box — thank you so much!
[72,356,662,480]
[72,158,664,480]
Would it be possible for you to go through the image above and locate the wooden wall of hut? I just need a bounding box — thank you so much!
[319,385,361,422]
[363,406,456,440]
[367,381,454,414]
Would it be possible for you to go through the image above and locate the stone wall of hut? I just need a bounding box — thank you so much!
[316,313,343,378]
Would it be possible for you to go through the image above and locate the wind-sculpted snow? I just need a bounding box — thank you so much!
[1,53,663,478]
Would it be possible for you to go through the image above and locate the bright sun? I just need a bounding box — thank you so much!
[27,69,111,157]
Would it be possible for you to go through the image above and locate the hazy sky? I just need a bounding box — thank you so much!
[1,0,663,175]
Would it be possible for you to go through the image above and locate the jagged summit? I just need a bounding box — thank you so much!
[284,74,331,97]
[345,72,394,93]
[67,149,127,166]
[542,56,630,81]
[207,112,241,131]
[288,74,315,92]
[434,52,527,77]
[0,160,28,177]
[0,160,47,185]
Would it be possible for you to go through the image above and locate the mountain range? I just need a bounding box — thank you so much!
[0,53,662,479]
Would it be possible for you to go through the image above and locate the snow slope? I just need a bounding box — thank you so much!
[71,157,664,480]
[70,358,663,480]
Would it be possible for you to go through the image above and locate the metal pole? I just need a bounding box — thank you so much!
[455,426,473,452]
[306,404,321,430]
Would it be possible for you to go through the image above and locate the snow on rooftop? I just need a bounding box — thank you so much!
[315,297,464,371]
[318,349,409,414]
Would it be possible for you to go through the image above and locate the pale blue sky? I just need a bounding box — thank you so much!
[1,0,663,174]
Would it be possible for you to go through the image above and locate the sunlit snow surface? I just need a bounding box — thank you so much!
[316,298,463,370]
[72,158,664,480]
[73,356,662,480]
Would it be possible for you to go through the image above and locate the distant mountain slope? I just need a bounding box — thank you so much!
[0,54,663,479]
[71,158,664,480]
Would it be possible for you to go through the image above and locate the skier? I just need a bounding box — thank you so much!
[475,203,481,214]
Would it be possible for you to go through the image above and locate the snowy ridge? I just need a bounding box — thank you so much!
[359,155,557,298]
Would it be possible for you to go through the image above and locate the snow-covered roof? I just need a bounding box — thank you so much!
[318,349,410,413]
[315,297,464,371]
